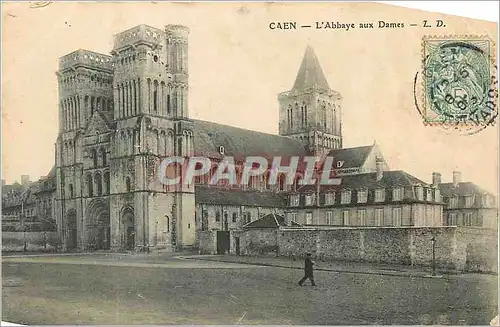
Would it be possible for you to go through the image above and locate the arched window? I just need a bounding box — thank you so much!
[147,79,152,113]
[90,96,95,115]
[104,172,110,195]
[194,162,203,184]
[153,81,158,114]
[95,173,103,196]
[86,174,93,197]
[167,94,171,114]
[177,137,183,157]
[69,184,74,198]
[303,103,308,126]
[91,148,98,168]
[100,148,107,166]
[278,174,285,191]
[126,177,132,193]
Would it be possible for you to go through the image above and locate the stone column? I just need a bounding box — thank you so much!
[137,78,142,115]
[133,80,137,115]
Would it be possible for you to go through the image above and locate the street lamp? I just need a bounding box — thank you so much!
[431,235,436,276]
[20,198,27,252]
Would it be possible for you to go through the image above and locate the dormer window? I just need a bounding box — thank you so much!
[482,195,492,207]
[290,194,299,207]
[357,189,368,203]
[449,196,458,208]
[325,192,335,205]
[305,194,315,206]
[416,185,424,201]
[435,188,441,202]
[341,190,351,204]
[425,188,432,201]
[375,188,385,202]
[392,187,403,201]
[465,195,475,208]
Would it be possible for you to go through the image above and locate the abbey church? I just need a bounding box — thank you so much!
[3,24,496,253]
[54,23,353,252]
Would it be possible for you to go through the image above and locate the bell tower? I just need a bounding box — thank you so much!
[278,46,343,155]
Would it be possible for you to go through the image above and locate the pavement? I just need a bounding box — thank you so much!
[3,251,496,278]
[176,254,488,279]
[2,252,498,325]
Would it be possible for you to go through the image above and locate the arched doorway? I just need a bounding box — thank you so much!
[66,210,78,250]
[121,207,135,250]
[86,199,110,251]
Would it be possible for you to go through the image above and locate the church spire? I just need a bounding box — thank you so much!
[292,45,330,92]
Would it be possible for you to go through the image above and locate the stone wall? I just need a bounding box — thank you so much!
[236,226,498,273]
[238,229,278,256]
[457,227,498,272]
[197,230,216,254]
[2,231,59,252]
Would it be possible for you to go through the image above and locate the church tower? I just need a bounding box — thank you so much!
[107,24,195,252]
[55,50,114,252]
[278,46,343,155]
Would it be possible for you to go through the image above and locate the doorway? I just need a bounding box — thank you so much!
[217,231,230,254]
[235,236,240,255]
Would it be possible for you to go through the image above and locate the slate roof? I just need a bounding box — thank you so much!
[292,46,331,92]
[293,170,440,207]
[327,145,374,169]
[439,182,493,197]
[297,170,429,193]
[242,213,302,229]
[195,185,288,208]
[2,182,24,196]
[193,119,308,159]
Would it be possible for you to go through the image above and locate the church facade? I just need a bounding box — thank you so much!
[43,24,448,252]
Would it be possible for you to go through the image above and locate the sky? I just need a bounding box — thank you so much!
[1,2,499,194]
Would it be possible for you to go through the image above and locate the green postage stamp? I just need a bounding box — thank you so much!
[420,35,498,133]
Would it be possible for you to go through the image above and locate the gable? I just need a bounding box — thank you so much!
[85,111,112,136]
[361,144,389,172]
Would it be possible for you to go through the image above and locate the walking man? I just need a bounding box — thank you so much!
[298,253,316,286]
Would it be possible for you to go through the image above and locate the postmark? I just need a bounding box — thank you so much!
[415,35,498,135]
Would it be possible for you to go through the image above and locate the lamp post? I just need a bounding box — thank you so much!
[21,198,26,252]
[431,235,436,276]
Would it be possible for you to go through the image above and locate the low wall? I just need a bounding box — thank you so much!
[197,230,216,254]
[239,229,278,256]
[2,231,59,252]
[237,226,498,273]
[457,227,498,272]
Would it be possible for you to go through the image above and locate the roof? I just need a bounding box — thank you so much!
[2,182,24,196]
[297,170,429,193]
[328,145,374,169]
[292,46,330,92]
[193,119,307,159]
[243,213,302,229]
[439,182,494,197]
[47,166,56,178]
[195,185,288,208]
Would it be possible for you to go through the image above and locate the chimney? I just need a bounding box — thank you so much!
[452,171,461,187]
[432,172,441,186]
[21,174,30,187]
[376,157,384,181]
